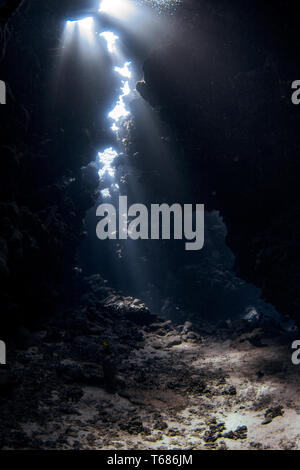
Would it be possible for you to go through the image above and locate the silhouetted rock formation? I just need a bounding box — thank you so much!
[136,0,300,323]
[0,0,110,334]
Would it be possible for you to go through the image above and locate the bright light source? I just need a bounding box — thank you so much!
[63,20,76,46]
[101,188,111,198]
[65,17,95,45]
[98,147,118,177]
[66,20,75,28]
[78,16,94,28]
[99,0,135,20]
[100,31,119,54]
[114,61,132,78]
[121,80,131,96]
[78,17,95,43]
[109,97,130,122]
[108,79,131,123]
[108,65,132,124]
[111,123,120,132]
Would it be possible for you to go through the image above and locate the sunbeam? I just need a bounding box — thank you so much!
[99,0,136,20]
[66,17,95,45]
[108,78,132,124]
[98,147,118,178]
[100,31,119,53]
[114,61,132,78]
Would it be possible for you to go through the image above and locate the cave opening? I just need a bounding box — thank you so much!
[61,0,282,330]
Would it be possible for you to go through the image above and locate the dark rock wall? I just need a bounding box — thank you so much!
[136,0,300,321]
[0,0,108,334]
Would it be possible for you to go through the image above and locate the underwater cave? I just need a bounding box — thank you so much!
[0,0,300,453]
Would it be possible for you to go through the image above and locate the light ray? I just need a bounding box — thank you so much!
[108,97,130,122]
[99,0,136,20]
[100,31,119,53]
[114,61,132,78]
[98,147,118,177]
